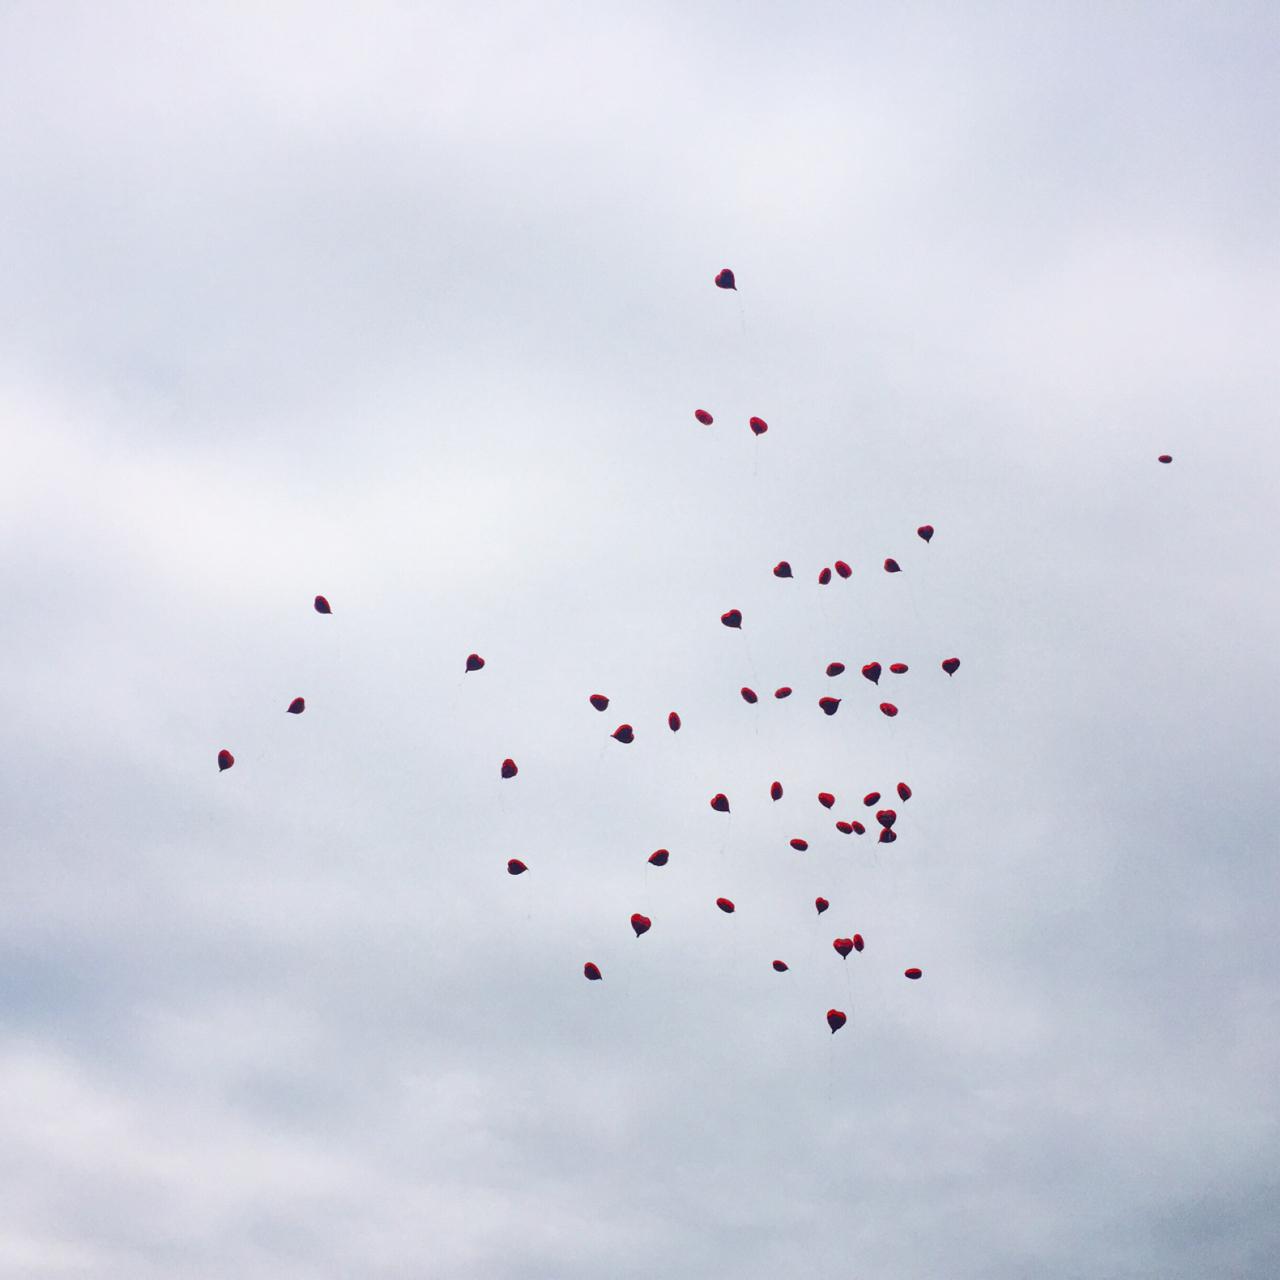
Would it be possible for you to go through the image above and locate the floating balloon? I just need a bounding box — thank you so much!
[917,524,934,543]
[827,1009,847,1034]
[818,696,841,716]
[834,560,852,579]
[501,758,518,779]
[287,697,305,714]
[648,848,669,866]
[589,693,609,711]
[313,595,331,614]
[942,657,960,675]
[889,662,908,674]
[695,409,714,425]
[878,828,896,844]
[631,913,652,937]
[897,781,912,801]
[1158,454,1172,464]
[714,268,736,290]
[217,749,234,772]
[584,962,602,980]
[721,609,742,629]
[815,897,829,914]
[465,653,485,672]
[904,967,922,979]
[740,687,758,704]
[749,417,768,436]
[770,781,783,801]
[818,567,832,585]
[790,838,809,851]
[817,791,835,809]
[833,938,853,958]
[507,859,527,875]
[848,820,867,834]
[668,711,682,732]
[773,960,789,972]
[852,933,864,952]
[863,792,881,807]
[710,793,730,813]
[876,809,896,829]
[611,724,635,743]
[773,560,793,578]
[826,662,845,677]
[879,702,898,717]
[774,686,793,699]
[884,558,901,573]
[716,897,736,914]
[861,662,882,685]
[835,820,854,834]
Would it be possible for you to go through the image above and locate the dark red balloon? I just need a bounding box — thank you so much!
[465,653,485,672]
[862,792,881,807]
[313,595,331,614]
[835,820,854,834]
[897,781,912,801]
[818,567,832,585]
[668,711,681,732]
[904,967,922,980]
[507,859,527,875]
[749,416,768,436]
[773,560,793,578]
[695,409,714,425]
[876,809,896,829]
[826,662,845,677]
[716,897,735,914]
[611,724,635,743]
[818,696,840,716]
[833,938,853,958]
[889,662,908,674]
[917,524,934,543]
[631,913,651,937]
[584,962,602,980]
[710,793,730,813]
[879,702,898,717]
[648,848,669,866]
[884,558,901,573]
[589,693,609,711]
[501,758,518,779]
[817,791,835,809]
[790,837,809,851]
[774,686,792,699]
[217,749,234,772]
[942,657,960,675]
[720,609,742,629]
[773,960,789,972]
[834,560,852,579]
[815,897,829,914]
[878,827,896,844]
[287,697,305,714]
[770,781,783,801]
[740,687,758,704]
[714,268,736,290]
[1158,454,1172,464]
[861,662,882,685]
[852,933,864,952]
[827,1009,847,1034]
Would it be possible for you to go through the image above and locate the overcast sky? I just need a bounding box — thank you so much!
[1,3,1278,1277]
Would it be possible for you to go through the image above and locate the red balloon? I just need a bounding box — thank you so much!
[648,848,669,866]
[740,687,758,704]
[849,820,867,834]
[861,662,882,685]
[695,409,714,425]
[834,560,852,579]
[835,820,854,834]
[714,268,737,290]
[904,967,922,980]
[889,662,908,674]
[897,781,912,801]
[826,662,845,677]
[716,897,736,914]
[815,897,829,914]
[668,711,682,732]
[818,696,841,716]
[774,686,793,699]
[879,702,898,717]
[584,962,602,980]
[772,959,789,972]
[465,653,485,672]
[852,933,864,952]
[710,793,730,813]
[863,792,881,807]
[818,567,832,585]
[217,749,234,772]
[313,595,331,614]
[876,809,896,829]
[773,560,793,578]
[749,416,768,436]
[884,558,901,573]
[817,791,835,809]
[631,913,652,937]
[833,937,853,958]
[611,724,635,743]
[721,608,742,629]
[770,781,783,801]
[790,837,809,851]
[287,697,305,714]
[917,524,934,543]
[1158,454,1172,464]
[507,859,527,875]
[878,827,897,844]
[501,758,518,779]
[827,1008,847,1034]
[942,657,960,675]
[589,693,609,711]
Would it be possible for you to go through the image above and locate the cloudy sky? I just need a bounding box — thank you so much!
[2,3,1277,1276]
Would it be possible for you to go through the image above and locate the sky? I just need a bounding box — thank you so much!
[1,3,1277,1276]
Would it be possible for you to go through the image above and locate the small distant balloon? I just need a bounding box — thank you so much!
[611,724,635,744]
[286,697,305,714]
[584,962,602,980]
[876,809,897,829]
[695,409,714,425]
[773,960,789,972]
[942,657,961,675]
[878,828,897,844]
[668,711,682,732]
[465,653,485,673]
[774,686,793,699]
[217,749,234,772]
[773,560,793,578]
[904,967,922,980]
[714,268,737,290]
[889,662,908,674]
[818,696,841,716]
[648,849,669,866]
[817,791,835,809]
[826,662,845,677]
[834,560,852,579]
[740,687,758,704]
[917,524,934,543]
[1158,454,1172,464]
[790,837,809,851]
[897,781,912,801]
[861,662,882,685]
[770,781,783,801]
[589,693,609,711]
[631,913,652,937]
[507,859,527,875]
[710,793,730,813]
[314,595,331,614]
[720,609,742,629]
[879,702,898,717]
[827,1009,847,1034]
[863,792,881,807]
[815,897,829,914]
[884,558,901,573]
[835,820,854,835]
[833,938,853,958]
[818,567,832,585]
[501,758,518,779]
[749,416,768,436]
[716,897,736,914]
[852,934,864,952]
